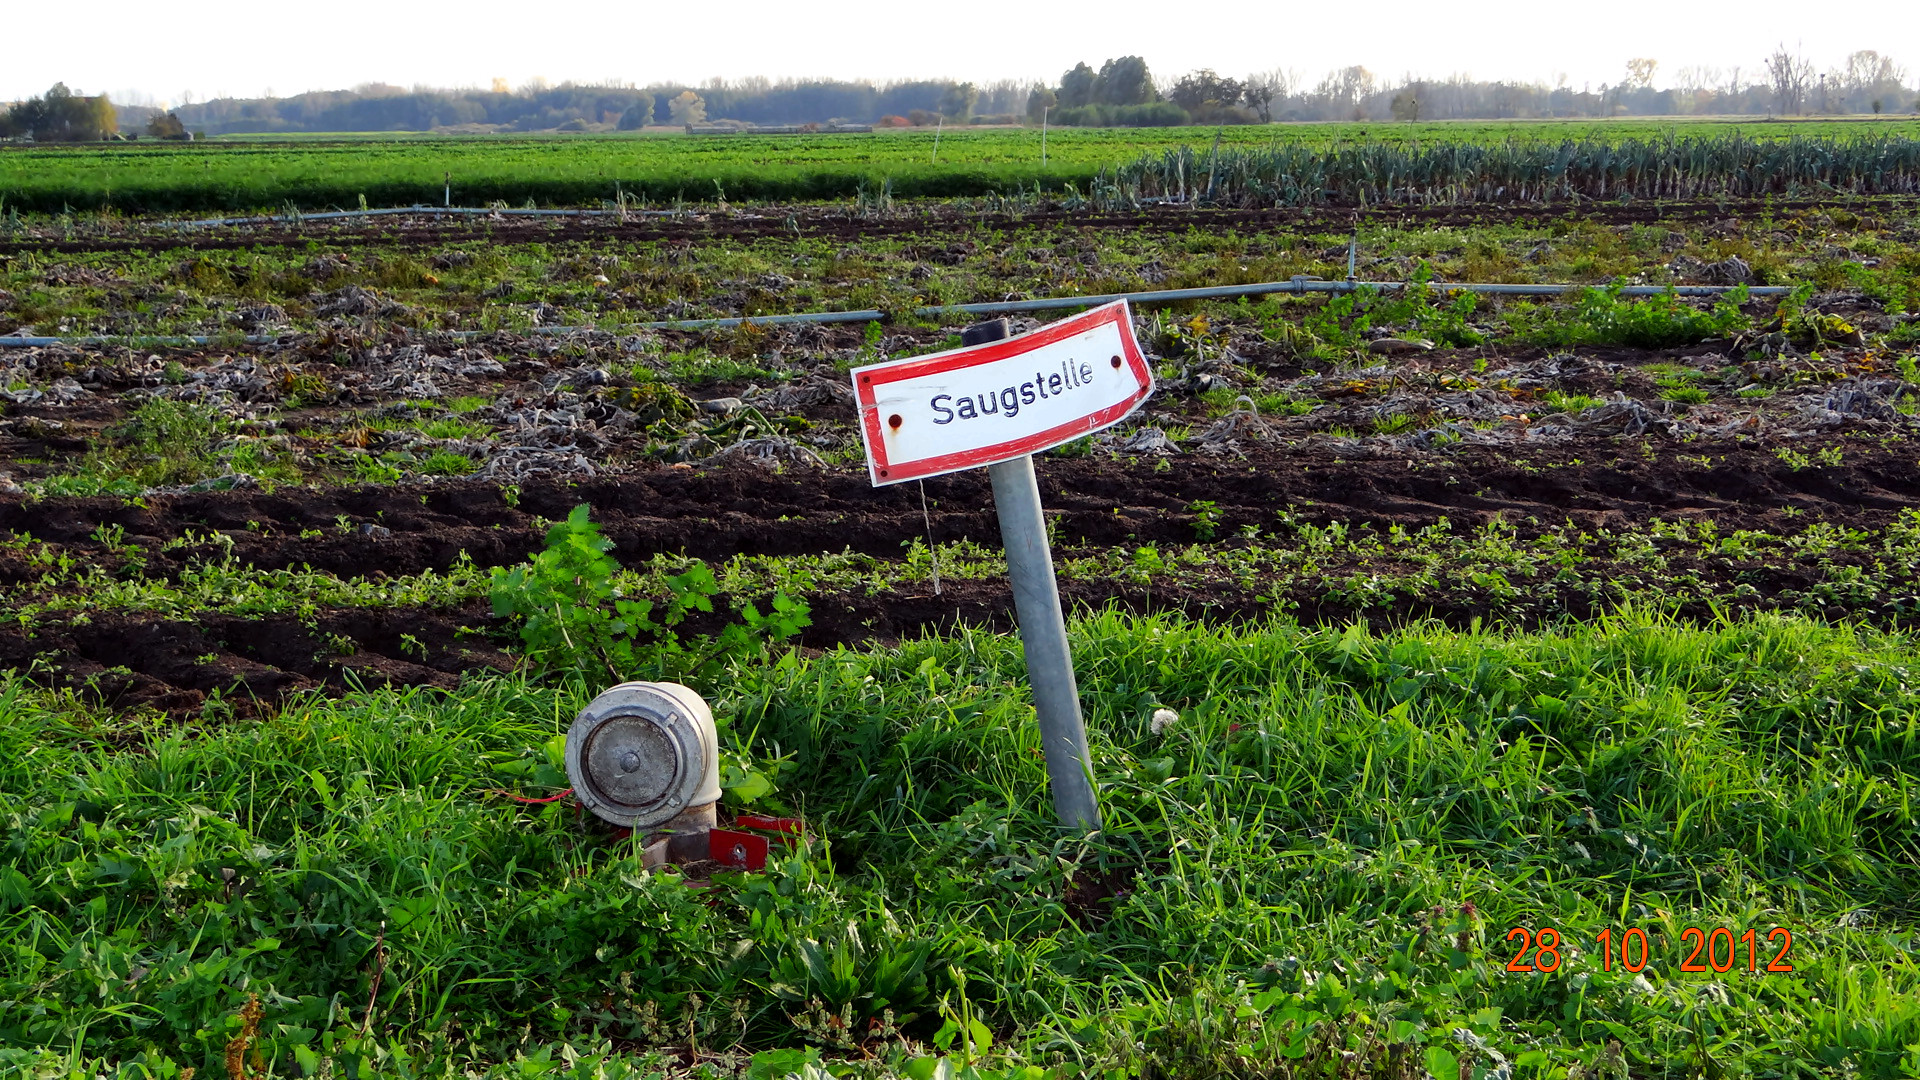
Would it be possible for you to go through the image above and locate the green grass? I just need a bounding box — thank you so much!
[3,120,1916,213]
[3,608,1917,1078]
[3,549,489,623]
[420,449,479,475]
[1542,391,1602,414]
[21,398,310,496]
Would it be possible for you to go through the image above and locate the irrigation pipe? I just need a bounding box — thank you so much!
[610,278,1793,330]
[161,205,686,228]
[0,277,1793,348]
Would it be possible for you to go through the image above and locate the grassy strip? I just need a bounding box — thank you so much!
[1,538,491,622]
[3,608,1917,1077]
[729,511,1920,626]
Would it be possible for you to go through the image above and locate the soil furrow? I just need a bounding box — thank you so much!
[2,442,1911,584]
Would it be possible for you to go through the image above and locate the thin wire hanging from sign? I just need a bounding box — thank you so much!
[918,479,941,596]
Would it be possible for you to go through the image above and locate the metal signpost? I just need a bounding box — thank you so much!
[851,300,1155,830]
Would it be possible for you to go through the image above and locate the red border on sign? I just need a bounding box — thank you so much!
[853,300,1153,485]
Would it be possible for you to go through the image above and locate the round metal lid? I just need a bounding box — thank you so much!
[581,715,682,811]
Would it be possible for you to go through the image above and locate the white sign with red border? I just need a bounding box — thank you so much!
[851,300,1153,486]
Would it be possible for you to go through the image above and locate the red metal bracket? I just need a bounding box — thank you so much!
[706,816,806,870]
[732,814,806,840]
[708,829,771,870]
[619,811,808,875]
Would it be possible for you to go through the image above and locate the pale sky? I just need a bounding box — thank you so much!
[6,0,1917,105]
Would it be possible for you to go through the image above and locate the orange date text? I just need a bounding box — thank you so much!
[1503,926,1793,974]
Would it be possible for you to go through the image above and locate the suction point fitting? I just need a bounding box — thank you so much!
[564,681,721,829]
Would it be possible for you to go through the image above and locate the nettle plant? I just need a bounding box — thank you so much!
[489,504,811,684]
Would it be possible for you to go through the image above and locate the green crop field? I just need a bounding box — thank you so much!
[2,118,1918,213]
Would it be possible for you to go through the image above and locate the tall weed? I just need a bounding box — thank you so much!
[1523,283,1750,347]
[489,504,810,684]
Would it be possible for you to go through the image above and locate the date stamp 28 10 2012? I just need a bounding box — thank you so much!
[1505,926,1794,974]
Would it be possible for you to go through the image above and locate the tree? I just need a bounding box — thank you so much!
[0,83,117,141]
[0,97,41,139]
[1058,63,1099,109]
[1670,66,1719,113]
[1623,58,1658,89]
[41,82,78,135]
[1242,68,1297,122]
[83,94,116,139]
[974,78,1024,116]
[1390,92,1420,121]
[1097,56,1156,105]
[1169,69,1246,118]
[939,82,977,122]
[1302,66,1376,120]
[1025,84,1057,123]
[1836,50,1906,112]
[1765,45,1813,115]
[668,91,706,126]
[617,93,655,130]
[146,111,189,139]
[1673,66,1717,93]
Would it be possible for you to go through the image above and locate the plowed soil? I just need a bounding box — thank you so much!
[6,440,1916,717]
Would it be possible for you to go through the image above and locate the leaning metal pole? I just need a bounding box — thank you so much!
[963,318,1102,832]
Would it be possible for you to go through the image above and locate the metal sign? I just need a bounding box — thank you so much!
[851,300,1153,486]
[847,310,1150,832]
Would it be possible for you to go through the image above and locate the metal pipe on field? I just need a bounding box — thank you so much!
[622,310,886,331]
[627,277,1791,333]
[920,278,1793,316]
[159,205,686,228]
[0,277,1794,348]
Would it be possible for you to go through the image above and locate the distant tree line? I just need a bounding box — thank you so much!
[146,79,1032,136]
[1032,47,1917,127]
[1260,48,1916,124]
[10,47,1914,139]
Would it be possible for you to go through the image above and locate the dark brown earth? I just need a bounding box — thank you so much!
[0,604,510,720]
[5,441,1913,580]
[5,440,1917,717]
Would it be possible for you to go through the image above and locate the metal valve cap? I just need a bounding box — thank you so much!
[564,681,721,828]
